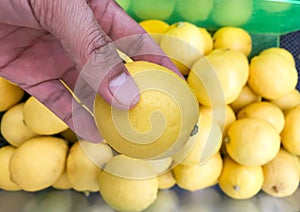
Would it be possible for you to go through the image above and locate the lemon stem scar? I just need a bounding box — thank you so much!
[83,191,90,197]
[176,22,184,28]
[190,125,199,137]
[233,185,240,191]
[272,186,279,193]
[223,135,230,144]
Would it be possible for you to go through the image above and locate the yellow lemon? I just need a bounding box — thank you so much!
[281,105,300,155]
[248,51,298,100]
[52,171,72,190]
[270,89,300,112]
[66,140,113,192]
[98,155,159,212]
[209,49,250,85]
[173,152,223,192]
[102,154,158,179]
[0,77,24,112]
[175,0,214,22]
[157,171,176,190]
[172,112,223,166]
[160,22,208,75]
[199,27,214,55]
[211,0,253,26]
[199,104,236,136]
[187,49,249,106]
[101,153,173,181]
[139,19,170,43]
[131,0,175,21]
[230,85,262,113]
[9,136,68,192]
[0,145,21,191]
[224,117,281,166]
[145,157,173,176]
[94,61,199,159]
[79,139,114,166]
[139,20,170,34]
[218,156,264,200]
[237,101,285,133]
[60,128,78,143]
[262,148,299,197]
[23,96,68,135]
[296,156,300,178]
[260,47,295,66]
[1,103,37,147]
[213,26,252,57]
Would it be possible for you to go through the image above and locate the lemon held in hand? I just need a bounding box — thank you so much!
[94,61,199,159]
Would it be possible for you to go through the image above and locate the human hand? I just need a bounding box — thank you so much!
[0,0,181,142]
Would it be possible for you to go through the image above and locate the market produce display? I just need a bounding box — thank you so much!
[0,12,300,212]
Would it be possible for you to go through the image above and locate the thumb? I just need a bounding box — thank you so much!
[29,0,140,109]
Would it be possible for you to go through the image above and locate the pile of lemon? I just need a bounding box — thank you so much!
[140,19,300,198]
[0,19,300,212]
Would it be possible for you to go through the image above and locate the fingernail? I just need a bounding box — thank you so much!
[109,72,140,109]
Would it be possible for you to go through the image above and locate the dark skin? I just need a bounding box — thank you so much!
[0,0,181,142]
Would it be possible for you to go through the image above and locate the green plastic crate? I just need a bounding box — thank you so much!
[118,0,300,57]
[122,0,300,34]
